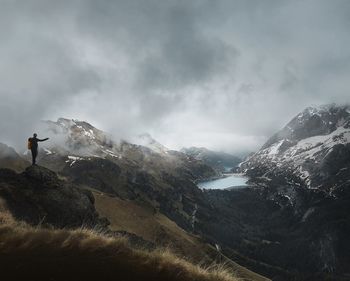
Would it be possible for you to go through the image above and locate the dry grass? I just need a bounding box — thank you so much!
[93,191,270,281]
[92,191,212,259]
[0,211,239,281]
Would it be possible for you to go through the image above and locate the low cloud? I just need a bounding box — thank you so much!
[0,0,349,155]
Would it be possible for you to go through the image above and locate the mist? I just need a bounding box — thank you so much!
[0,0,349,155]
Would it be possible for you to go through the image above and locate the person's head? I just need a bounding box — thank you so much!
[33,133,37,138]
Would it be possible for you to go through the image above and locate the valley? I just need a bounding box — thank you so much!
[0,104,349,280]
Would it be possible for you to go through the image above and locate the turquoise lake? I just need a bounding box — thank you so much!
[198,174,248,190]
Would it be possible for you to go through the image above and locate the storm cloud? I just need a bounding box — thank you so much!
[0,0,349,154]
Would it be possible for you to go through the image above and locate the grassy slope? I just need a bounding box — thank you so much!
[93,191,270,281]
[0,211,237,281]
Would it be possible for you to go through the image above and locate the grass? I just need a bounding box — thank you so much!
[0,211,239,281]
[92,190,270,281]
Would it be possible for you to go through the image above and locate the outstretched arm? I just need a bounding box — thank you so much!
[37,138,49,142]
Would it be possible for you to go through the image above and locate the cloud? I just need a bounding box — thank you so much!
[0,0,349,154]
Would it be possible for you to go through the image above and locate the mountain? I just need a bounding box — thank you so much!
[232,104,350,278]
[181,147,241,172]
[27,118,217,231]
[43,118,119,158]
[240,104,350,193]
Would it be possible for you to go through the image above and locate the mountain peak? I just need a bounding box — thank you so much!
[241,103,350,191]
[262,103,350,150]
[42,118,117,158]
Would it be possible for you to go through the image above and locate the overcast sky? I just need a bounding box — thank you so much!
[0,0,349,155]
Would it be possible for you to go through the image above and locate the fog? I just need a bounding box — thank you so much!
[0,0,349,155]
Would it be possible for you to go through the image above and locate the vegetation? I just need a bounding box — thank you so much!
[0,211,239,281]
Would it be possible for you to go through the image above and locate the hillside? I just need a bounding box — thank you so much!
[0,165,268,281]
[92,190,269,281]
[0,211,237,281]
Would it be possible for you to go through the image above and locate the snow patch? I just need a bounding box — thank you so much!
[268,140,284,156]
[44,148,53,155]
[65,155,84,167]
[302,207,315,222]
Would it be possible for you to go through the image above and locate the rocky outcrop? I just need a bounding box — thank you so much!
[0,165,106,228]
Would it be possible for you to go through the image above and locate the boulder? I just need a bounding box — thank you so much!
[0,165,106,228]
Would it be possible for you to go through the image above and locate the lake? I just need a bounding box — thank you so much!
[197,174,248,190]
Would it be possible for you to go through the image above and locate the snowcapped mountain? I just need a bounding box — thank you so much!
[35,118,216,180]
[43,118,120,158]
[240,104,350,193]
[42,119,171,159]
[237,104,350,276]
[30,118,217,234]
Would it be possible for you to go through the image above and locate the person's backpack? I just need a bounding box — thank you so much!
[27,138,32,150]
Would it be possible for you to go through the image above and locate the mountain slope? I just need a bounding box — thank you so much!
[240,104,350,193]
[232,104,350,278]
[0,164,268,281]
[93,190,269,281]
[0,211,238,281]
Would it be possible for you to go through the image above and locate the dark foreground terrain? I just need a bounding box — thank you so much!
[0,165,267,281]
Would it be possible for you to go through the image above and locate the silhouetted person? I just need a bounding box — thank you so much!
[28,133,49,165]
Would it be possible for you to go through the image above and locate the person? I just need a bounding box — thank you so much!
[28,133,49,165]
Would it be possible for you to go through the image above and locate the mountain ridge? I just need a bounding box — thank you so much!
[240,104,350,192]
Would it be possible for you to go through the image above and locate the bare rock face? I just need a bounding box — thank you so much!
[240,104,350,193]
[0,165,106,228]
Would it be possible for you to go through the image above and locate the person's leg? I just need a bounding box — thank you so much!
[31,149,35,165]
[34,149,38,165]
[31,149,37,165]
